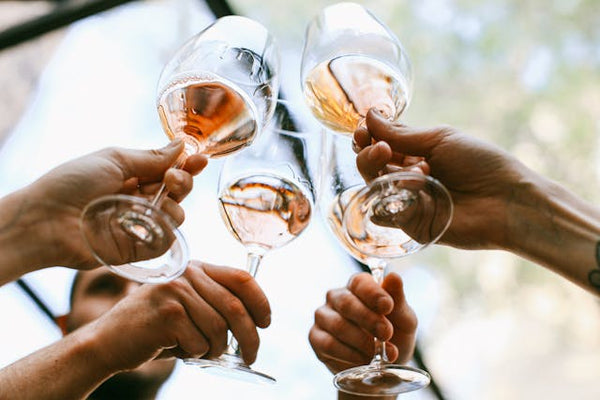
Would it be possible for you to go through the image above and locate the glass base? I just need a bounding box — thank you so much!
[334,363,430,397]
[81,194,188,283]
[184,353,276,385]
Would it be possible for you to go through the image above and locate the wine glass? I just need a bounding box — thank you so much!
[80,16,280,283]
[320,132,453,397]
[301,1,412,135]
[302,3,452,396]
[183,99,321,384]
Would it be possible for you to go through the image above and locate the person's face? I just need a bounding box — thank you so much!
[65,267,175,390]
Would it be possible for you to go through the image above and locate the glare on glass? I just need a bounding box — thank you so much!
[80,16,279,283]
[183,100,321,384]
[302,2,453,396]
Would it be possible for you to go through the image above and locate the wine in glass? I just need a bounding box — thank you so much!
[301,1,412,135]
[80,16,279,283]
[183,99,320,384]
[320,132,453,396]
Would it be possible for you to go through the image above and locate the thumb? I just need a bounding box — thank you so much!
[381,272,417,336]
[366,109,444,158]
[112,139,185,180]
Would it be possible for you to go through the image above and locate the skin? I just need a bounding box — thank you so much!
[0,262,271,400]
[354,109,600,295]
[0,139,207,285]
[310,272,417,400]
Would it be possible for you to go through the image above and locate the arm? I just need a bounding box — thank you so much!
[354,109,600,294]
[0,261,271,399]
[0,140,207,285]
[309,272,417,400]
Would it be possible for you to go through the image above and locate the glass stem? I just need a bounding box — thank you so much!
[224,247,266,361]
[368,258,389,366]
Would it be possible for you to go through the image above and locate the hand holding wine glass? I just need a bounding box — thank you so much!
[309,272,418,376]
[184,99,320,383]
[0,143,206,286]
[320,131,452,397]
[80,16,279,283]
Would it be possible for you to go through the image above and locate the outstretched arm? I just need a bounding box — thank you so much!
[0,140,207,285]
[354,109,600,295]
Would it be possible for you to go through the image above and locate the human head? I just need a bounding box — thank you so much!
[60,267,176,399]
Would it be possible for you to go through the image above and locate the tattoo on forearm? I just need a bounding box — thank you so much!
[589,241,600,291]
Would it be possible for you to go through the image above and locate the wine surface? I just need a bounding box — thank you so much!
[303,55,408,135]
[158,73,258,157]
[219,174,312,250]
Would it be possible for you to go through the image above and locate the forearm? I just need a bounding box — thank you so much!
[0,189,50,286]
[506,171,600,295]
[0,327,115,400]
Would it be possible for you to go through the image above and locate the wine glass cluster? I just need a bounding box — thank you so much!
[78,2,453,393]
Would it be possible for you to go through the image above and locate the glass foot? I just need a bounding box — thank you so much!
[81,194,188,283]
[334,364,430,396]
[184,354,276,385]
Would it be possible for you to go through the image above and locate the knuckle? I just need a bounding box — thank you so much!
[156,298,186,322]
[336,295,354,315]
[224,298,247,319]
[329,317,346,336]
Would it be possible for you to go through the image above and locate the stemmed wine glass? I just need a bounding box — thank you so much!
[183,99,320,383]
[320,132,453,397]
[80,16,279,283]
[302,2,453,396]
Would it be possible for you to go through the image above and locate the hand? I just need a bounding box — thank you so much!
[9,140,207,271]
[309,272,417,375]
[354,109,531,250]
[83,260,271,371]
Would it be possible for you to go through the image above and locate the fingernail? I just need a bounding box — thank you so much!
[261,313,271,328]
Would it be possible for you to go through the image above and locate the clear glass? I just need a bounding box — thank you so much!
[301,2,412,136]
[183,99,321,383]
[79,16,280,283]
[303,4,452,394]
[320,132,453,396]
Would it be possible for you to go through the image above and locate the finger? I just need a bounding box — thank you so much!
[347,273,393,314]
[366,109,445,157]
[170,274,231,359]
[190,263,269,364]
[352,127,372,153]
[203,263,271,329]
[182,153,209,176]
[166,313,211,359]
[159,198,185,226]
[308,326,372,371]
[108,139,185,181]
[164,168,193,203]
[326,286,393,340]
[313,305,374,360]
[355,141,393,182]
[381,273,417,364]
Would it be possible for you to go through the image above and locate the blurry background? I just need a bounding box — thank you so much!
[0,0,599,399]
